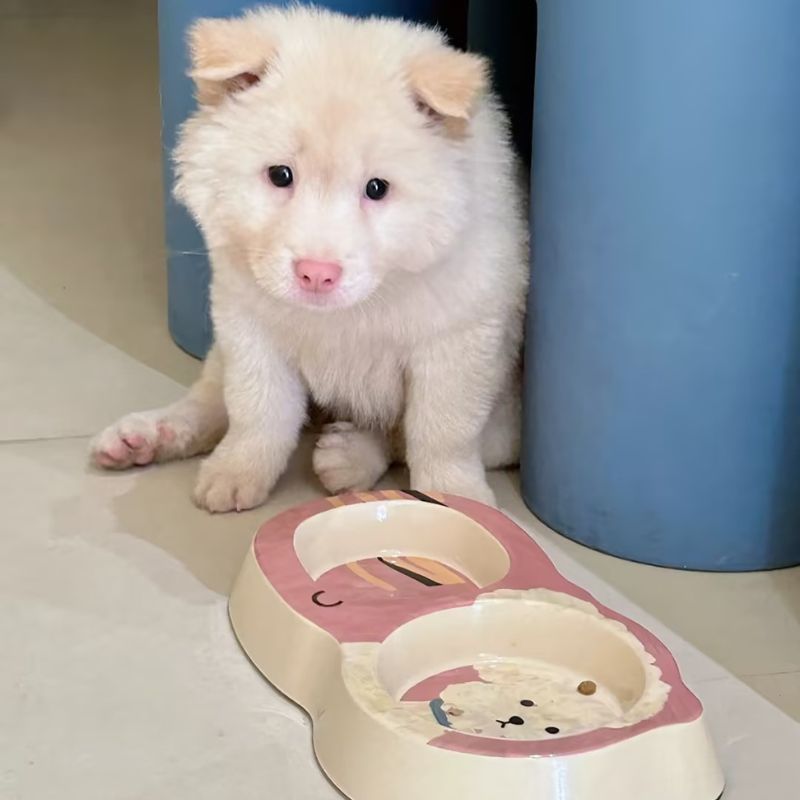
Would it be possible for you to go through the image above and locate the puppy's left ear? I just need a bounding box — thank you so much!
[409,48,489,120]
[188,16,275,106]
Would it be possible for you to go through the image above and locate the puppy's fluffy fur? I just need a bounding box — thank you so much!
[91,6,529,510]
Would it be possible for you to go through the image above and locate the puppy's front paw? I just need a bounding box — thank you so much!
[90,413,180,470]
[313,422,390,494]
[435,479,496,507]
[193,455,272,513]
[411,464,496,507]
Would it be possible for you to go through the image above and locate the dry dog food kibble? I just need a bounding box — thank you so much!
[577,681,597,696]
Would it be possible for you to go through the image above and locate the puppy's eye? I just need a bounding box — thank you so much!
[365,177,389,201]
[267,165,293,188]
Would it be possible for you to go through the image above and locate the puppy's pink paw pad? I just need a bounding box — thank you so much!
[95,450,121,468]
[132,447,156,466]
[122,434,145,449]
[105,440,129,461]
[157,423,176,443]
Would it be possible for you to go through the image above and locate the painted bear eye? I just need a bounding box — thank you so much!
[520,699,536,707]
[365,177,389,200]
[267,165,293,188]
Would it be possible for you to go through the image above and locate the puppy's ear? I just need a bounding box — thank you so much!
[188,17,274,106]
[409,48,489,121]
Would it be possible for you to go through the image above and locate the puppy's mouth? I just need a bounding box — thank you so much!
[251,268,353,311]
[289,286,349,311]
[285,272,379,312]
[251,257,378,311]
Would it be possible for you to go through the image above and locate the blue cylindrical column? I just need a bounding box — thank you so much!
[523,0,800,570]
[158,0,456,358]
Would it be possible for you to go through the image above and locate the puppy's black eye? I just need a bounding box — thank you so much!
[267,165,293,188]
[365,177,389,201]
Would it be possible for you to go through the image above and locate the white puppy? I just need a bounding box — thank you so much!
[91,6,529,511]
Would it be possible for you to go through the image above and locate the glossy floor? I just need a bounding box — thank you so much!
[0,2,797,799]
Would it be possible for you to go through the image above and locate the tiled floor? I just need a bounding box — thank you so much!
[1,3,798,799]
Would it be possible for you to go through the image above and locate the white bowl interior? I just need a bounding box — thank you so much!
[376,600,655,737]
[294,500,510,587]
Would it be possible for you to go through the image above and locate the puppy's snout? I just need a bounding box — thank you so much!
[293,259,342,294]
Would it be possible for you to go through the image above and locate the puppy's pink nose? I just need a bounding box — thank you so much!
[293,259,342,293]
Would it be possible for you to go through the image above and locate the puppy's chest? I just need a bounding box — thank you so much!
[296,341,405,426]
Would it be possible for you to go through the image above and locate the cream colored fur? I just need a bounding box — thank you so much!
[91,6,529,511]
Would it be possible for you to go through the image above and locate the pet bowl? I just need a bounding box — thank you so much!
[229,491,724,800]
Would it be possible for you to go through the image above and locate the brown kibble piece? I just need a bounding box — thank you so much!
[577,681,597,696]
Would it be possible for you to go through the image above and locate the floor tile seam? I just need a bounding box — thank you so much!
[0,432,90,447]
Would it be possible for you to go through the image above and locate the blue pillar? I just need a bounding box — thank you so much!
[522,0,800,570]
[158,0,456,358]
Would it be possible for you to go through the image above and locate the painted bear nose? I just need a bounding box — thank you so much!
[497,716,525,729]
[293,259,342,293]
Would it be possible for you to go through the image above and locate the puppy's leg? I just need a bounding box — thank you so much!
[90,347,227,469]
[313,422,391,494]
[405,325,510,506]
[193,328,306,513]
[481,376,521,469]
